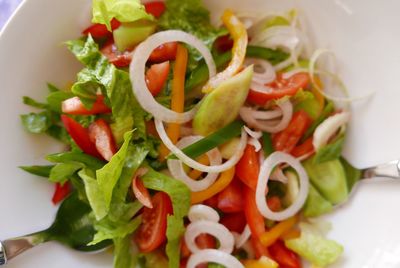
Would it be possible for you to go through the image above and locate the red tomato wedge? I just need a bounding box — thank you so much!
[88,119,117,162]
[82,18,121,38]
[149,42,178,63]
[62,95,111,115]
[247,72,310,106]
[132,176,153,208]
[220,212,247,233]
[236,144,260,191]
[146,61,170,96]
[61,115,100,158]
[291,137,314,158]
[135,192,173,253]
[269,240,302,268]
[214,34,234,53]
[52,182,71,205]
[101,41,132,68]
[202,194,219,209]
[272,111,312,153]
[144,1,166,18]
[217,178,244,213]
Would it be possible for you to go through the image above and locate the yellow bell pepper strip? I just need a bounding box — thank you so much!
[202,9,248,93]
[188,154,210,180]
[158,44,188,161]
[281,228,301,240]
[242,256,279,268]
[191,167,235,204]
[311,76,325,117]
[260,216,298,247]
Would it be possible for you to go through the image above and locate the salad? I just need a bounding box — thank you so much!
[19,0,362,267]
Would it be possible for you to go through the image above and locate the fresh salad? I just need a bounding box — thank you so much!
[20,0,362,267]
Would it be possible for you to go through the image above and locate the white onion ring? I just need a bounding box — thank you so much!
[240,100,293,133]
[244,126,262,152]
[270,167,288,184]
[233,225,251,249]
[313,112,350,150]
[188,205,220,223]
[187,249,244,268]
[167,136,221,192]
[256,152,309,221]
[130,30,216,123]
[244,58,276,85]
[185,221,235,254]
[155,119,248,173]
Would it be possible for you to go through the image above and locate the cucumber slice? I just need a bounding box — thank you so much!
[113,20,156,51]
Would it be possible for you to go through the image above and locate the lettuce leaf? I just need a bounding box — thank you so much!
[141,169,191,268]
[92,0,153,31]
[19,165,54,178]
[313,134,345,164]
[21,112,52,134]
[49,162,85,185]
[66,36,147,143]
[285,223,343,266]
[96,131,133,212]
[113,236,135,268]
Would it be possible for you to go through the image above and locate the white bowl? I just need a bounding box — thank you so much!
[0,0,400,267]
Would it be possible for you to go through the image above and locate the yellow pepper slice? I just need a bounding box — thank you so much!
[311,76,325,117]
[242,256,279,268]
[260,216,298,247]
[188,154,210,180]
[202,9,248,93]
[158,44,188,161]
[191,167,235,204]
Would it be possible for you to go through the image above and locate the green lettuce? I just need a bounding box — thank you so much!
[302,184,333,217]
[96,131,133,212]
[66,36,147,143]
[293,90,321,120]
[19,165,54,178]
[285,223,343,266]
[141,169,191,268]
[46,152,105,170]
[49,162,85,184]
[92,0,153,31]
[113,236,135,268]
[341,157,361,192]
[313,134,345,164]
[21,112,52,134]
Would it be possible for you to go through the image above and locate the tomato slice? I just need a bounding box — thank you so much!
[217,178,244,213]
[214,34,234,53]
[236,144,260,191]
[247,72,310,106]
[267,196,282,212]
[135,192,173,253]
[220,212,247,233]
[62,95,111,115]
[88,119,117,161]
[146,61,170,96]
[149,42,178,63]
[291,137,314,158]
[52,182,71,205]
[101,41,132,67]
[132,176,153,208]
[144,1,166,18]
[269,240,302,268]
[272,111,312,153]
[202,194,219,209]
[82,18,121,38]
[61,115,100,158]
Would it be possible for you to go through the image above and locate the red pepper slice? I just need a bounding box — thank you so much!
[52,182,71,205]
[82,18,121,38]
[88,119,117,162]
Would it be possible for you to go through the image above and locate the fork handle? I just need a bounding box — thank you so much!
[363,160,400,179]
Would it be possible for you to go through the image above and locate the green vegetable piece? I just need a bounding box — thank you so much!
[262,132,274,156]
[169,121,244,160]
[141,252,169,268]
[264,16,290,28]
[313,135,345,164]
[285,224,343,266]
[293,90,321,120]
[219,137,240,159]
[21,112,51,134]
[193,66,253,136]
[49,162,85,184]
[113,20,156,51]
[92,0,153,31]
[341,157,361,192]
[303,184,333,217]
[283,171,299,206]
[22,96,47,109]
[46,151,105,170]
[46,91,74,113]
[303,159,348,205]
[302,101,335,141]
[20,165,54,178]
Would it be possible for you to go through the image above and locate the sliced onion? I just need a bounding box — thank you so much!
[167,136,221,192]
[187,249,244,268]
[240,240,255,259]
[185,221,235,254]
[270,167,288,184]
[240,100,293,133]
[130,30,216,123]
[188,204,220,223]
[245,126,262,152]
[256,152,309,221]
[244,58,276,85]
[156,119,248,173]
[313,112,350,150]
[233,225,251,249]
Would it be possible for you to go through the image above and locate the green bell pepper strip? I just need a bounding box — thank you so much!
[168,121,244,160]
[262,132,274,156]
[186,46,289,91]
[302,101,335,141]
